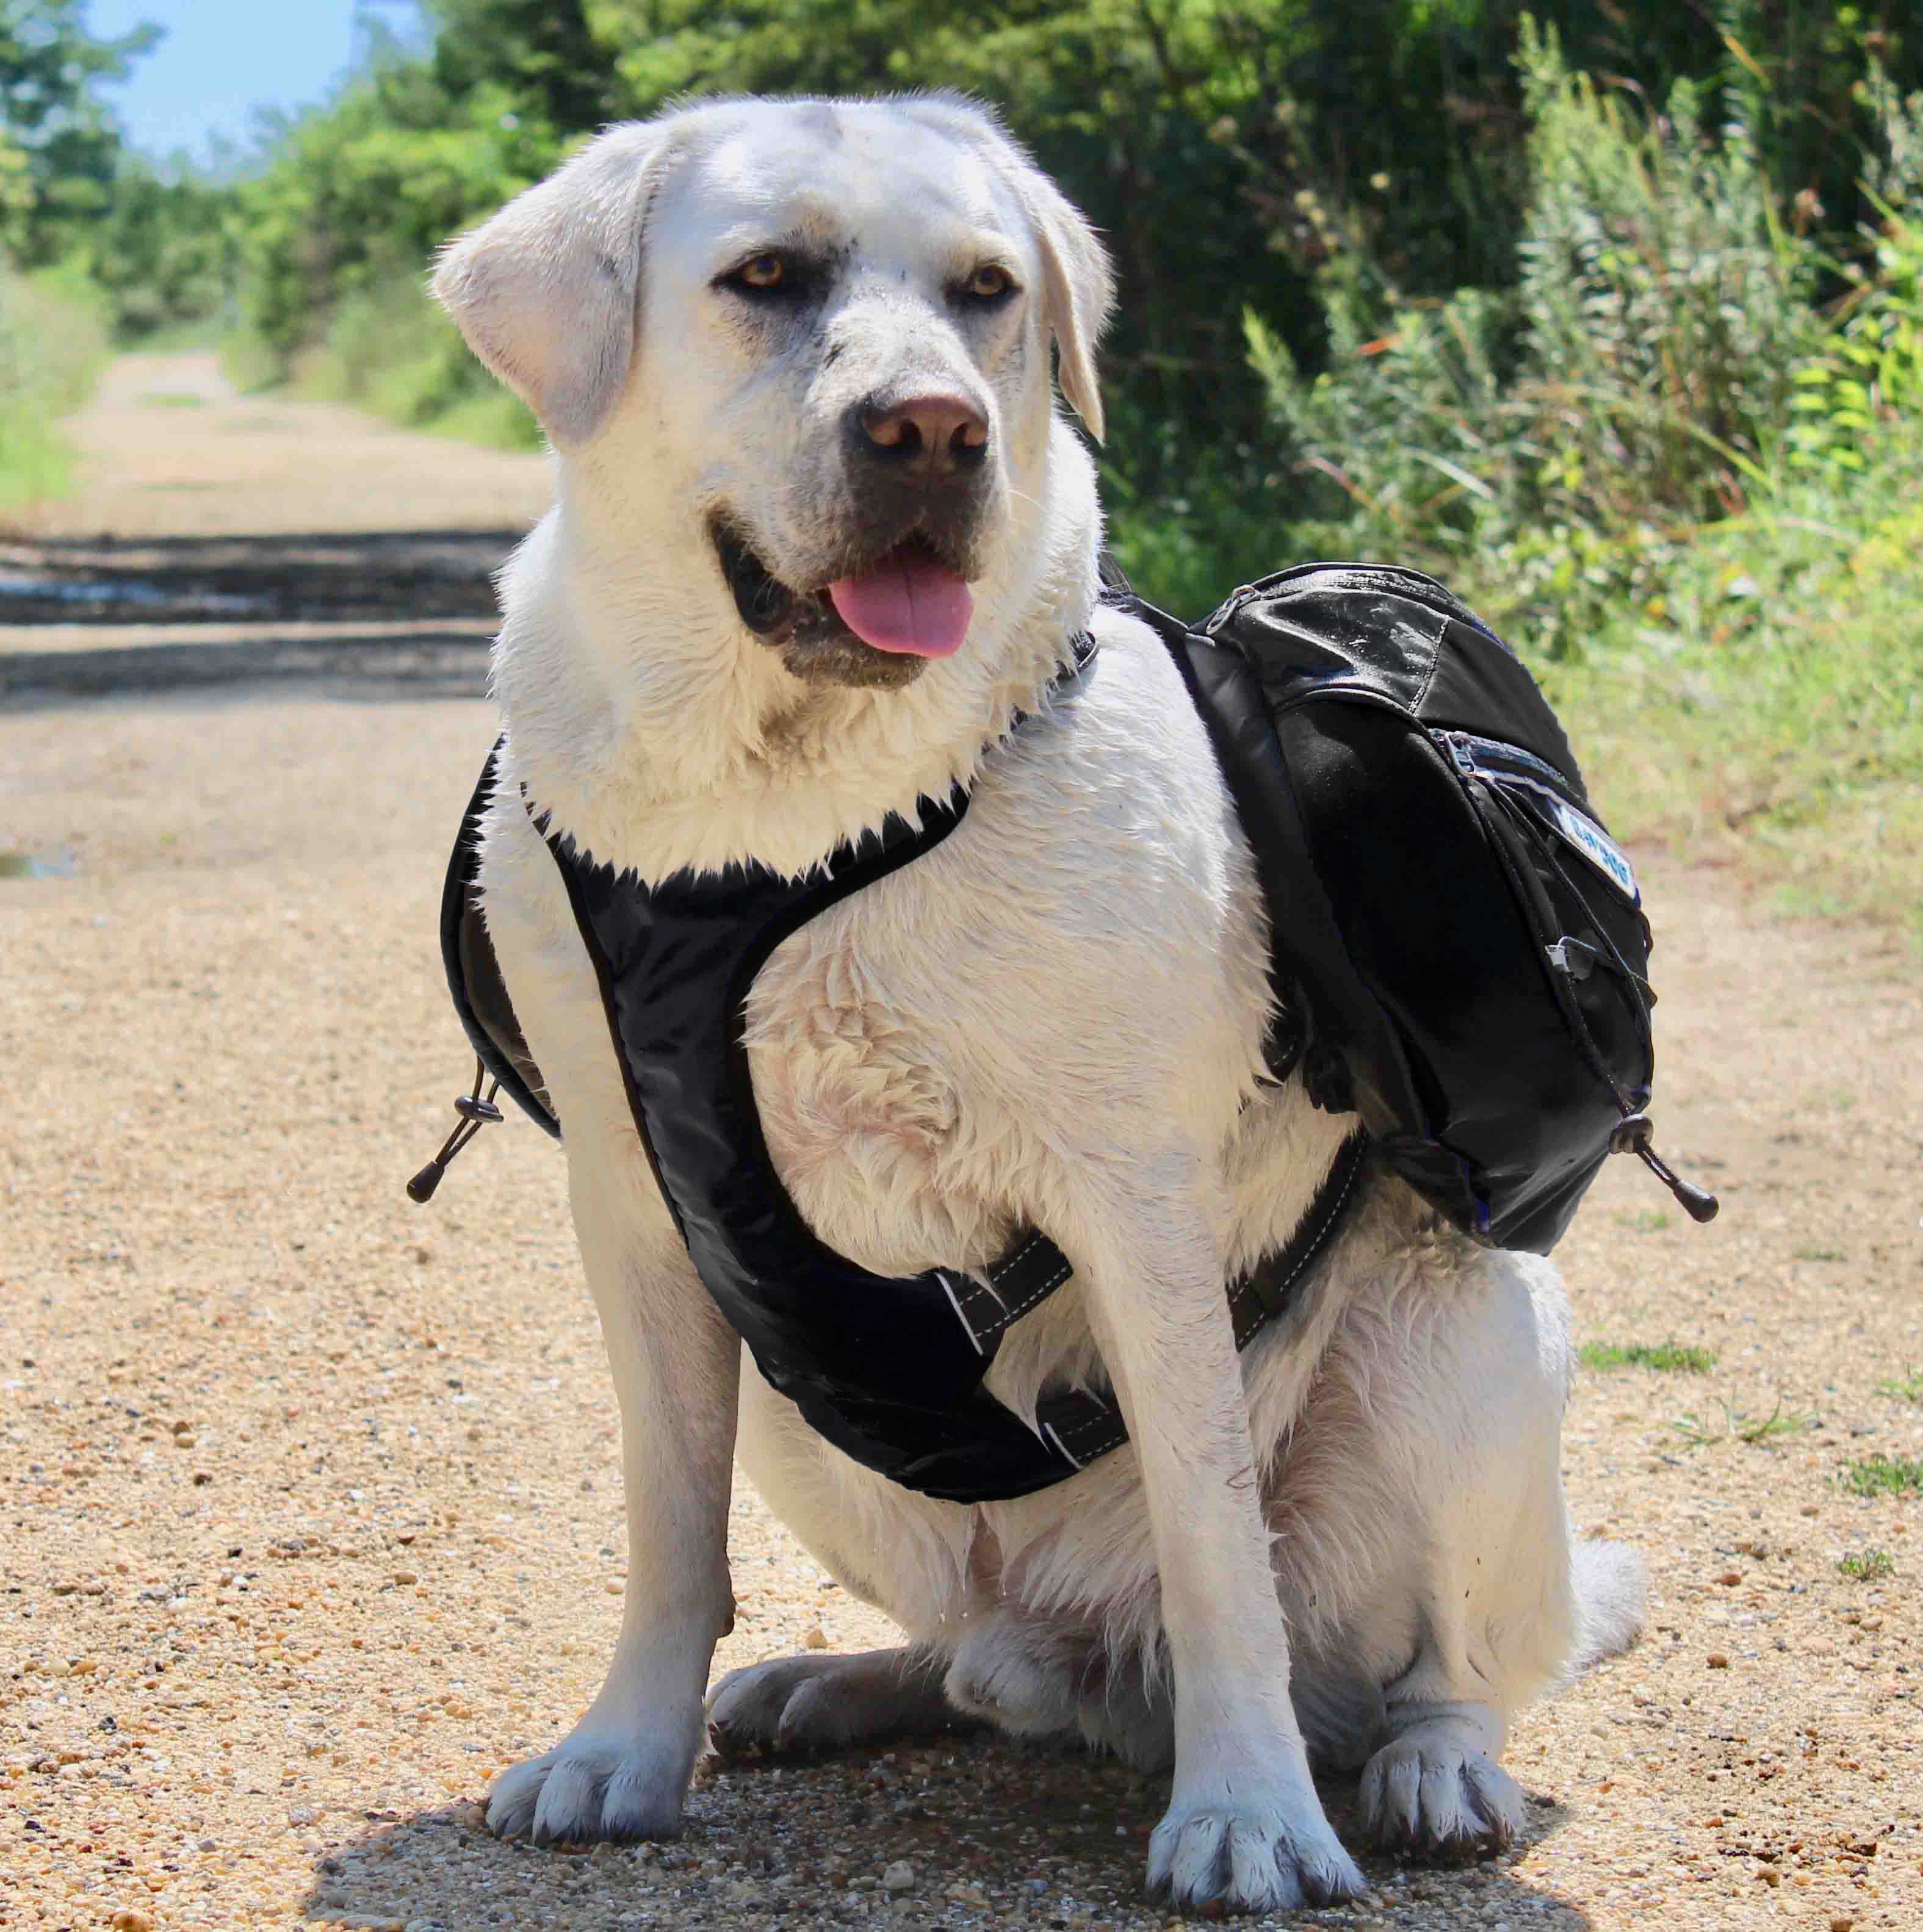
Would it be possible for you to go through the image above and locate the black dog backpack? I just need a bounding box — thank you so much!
[411,557,1714,1499]
[1114,560,1715,1253]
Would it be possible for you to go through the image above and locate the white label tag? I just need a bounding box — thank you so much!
[1551,798,1639,904]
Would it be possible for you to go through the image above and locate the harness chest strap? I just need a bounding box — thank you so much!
[414,641,1369,1502]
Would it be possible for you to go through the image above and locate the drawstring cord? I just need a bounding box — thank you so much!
[1608,1111,1719,1224]
[406,1057,503,1203]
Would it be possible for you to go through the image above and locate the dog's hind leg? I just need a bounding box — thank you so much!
[1280,1242,1643,1859]
[706,1648,969,1757]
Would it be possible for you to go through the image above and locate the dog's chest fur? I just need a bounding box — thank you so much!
[732,620,1280,1285]
[492,613,1291,1293]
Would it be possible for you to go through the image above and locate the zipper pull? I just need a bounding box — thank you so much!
[1608,1112,1719,1224]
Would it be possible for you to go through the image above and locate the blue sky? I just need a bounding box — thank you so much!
[87,1,425,165]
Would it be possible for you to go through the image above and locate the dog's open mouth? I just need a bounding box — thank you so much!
[713,522,975,666]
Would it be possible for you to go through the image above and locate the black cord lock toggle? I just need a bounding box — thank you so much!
[1608,1111,1720,1224]
[407,1057,505,1203]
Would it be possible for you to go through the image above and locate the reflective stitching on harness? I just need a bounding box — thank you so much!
[1261,1140,1366,1305]
[946,1274,1006,1333]
[934,1272,987,1357]
[1055,1403,1124,1445]
[978,1256,1073,1337]
[1055,1410,1128,1457]
[1223,1137,1361,1322]
[987,1230,1047,1283]
[1040,1422,1086,1469]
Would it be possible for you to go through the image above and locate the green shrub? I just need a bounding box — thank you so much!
[0,259,112,508]
[1787,76,1923,480]
[288,271,539,452]
[1250,20,1824,657]
[1240,29,1923,935]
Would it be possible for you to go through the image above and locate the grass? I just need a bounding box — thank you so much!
[0,262,113,511]
[1671,1400,1814,1449]
[1611,1209,1675,1234]
[1877,1369,1923,1404]
[1838,1549,1897,1581]
[1841,1454,1923,1498]
[218,328,286,397]
[1580,1339,1717,1374]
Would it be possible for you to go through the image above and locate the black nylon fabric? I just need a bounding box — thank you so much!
[1124,561,1656,1255]
[438,743,561,1140]
[1203,563,1589,791]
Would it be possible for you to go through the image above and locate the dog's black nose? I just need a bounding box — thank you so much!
[850,392,989,468]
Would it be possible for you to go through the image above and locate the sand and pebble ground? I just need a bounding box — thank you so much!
[2,356,1920,1931]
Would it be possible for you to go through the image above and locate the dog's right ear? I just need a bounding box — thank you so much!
[433,124,676,452]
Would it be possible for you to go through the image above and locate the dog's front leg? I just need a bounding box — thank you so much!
[487,1150,738,1845]
[1067,1150,1365,1915]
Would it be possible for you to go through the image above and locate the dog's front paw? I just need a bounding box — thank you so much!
[486,1728,691,1845]
[1357,1734,1525,1857]
[1147,1792,1365,1916]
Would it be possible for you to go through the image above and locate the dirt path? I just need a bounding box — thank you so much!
[2,355,1919,1932]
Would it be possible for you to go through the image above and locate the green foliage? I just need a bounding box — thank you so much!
[427,0,621,135]
[1842,1455,1923,1496]
[1788,76,1923,477]
[290,270,539,450]
[1877,1369,1923,1404]
[0,0,157,263]
[0,257,110,506]
[1579,1339,1718,1373]
[84,163,239,342]
[1534,218,1923,939]
[1255,21,1825,653]
[231,76,565,364]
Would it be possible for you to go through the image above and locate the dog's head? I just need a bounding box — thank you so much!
[434,96,1112,694]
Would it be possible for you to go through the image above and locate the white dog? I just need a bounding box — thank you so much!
[431,95,1643,1914]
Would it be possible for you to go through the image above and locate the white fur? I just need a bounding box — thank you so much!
[438,96,1642,1914]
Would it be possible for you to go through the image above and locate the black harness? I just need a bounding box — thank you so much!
[417,643,1368,1504]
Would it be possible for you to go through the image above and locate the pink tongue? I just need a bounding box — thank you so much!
[826,559,973,657]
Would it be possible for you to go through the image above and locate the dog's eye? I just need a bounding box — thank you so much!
[729,254,788,293]
[962,264,1016,301]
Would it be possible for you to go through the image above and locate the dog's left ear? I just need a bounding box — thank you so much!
[433,122,679,451]
[1018,171,1115,443]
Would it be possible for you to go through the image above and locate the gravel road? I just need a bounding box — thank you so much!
[2,355,1920,1932]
